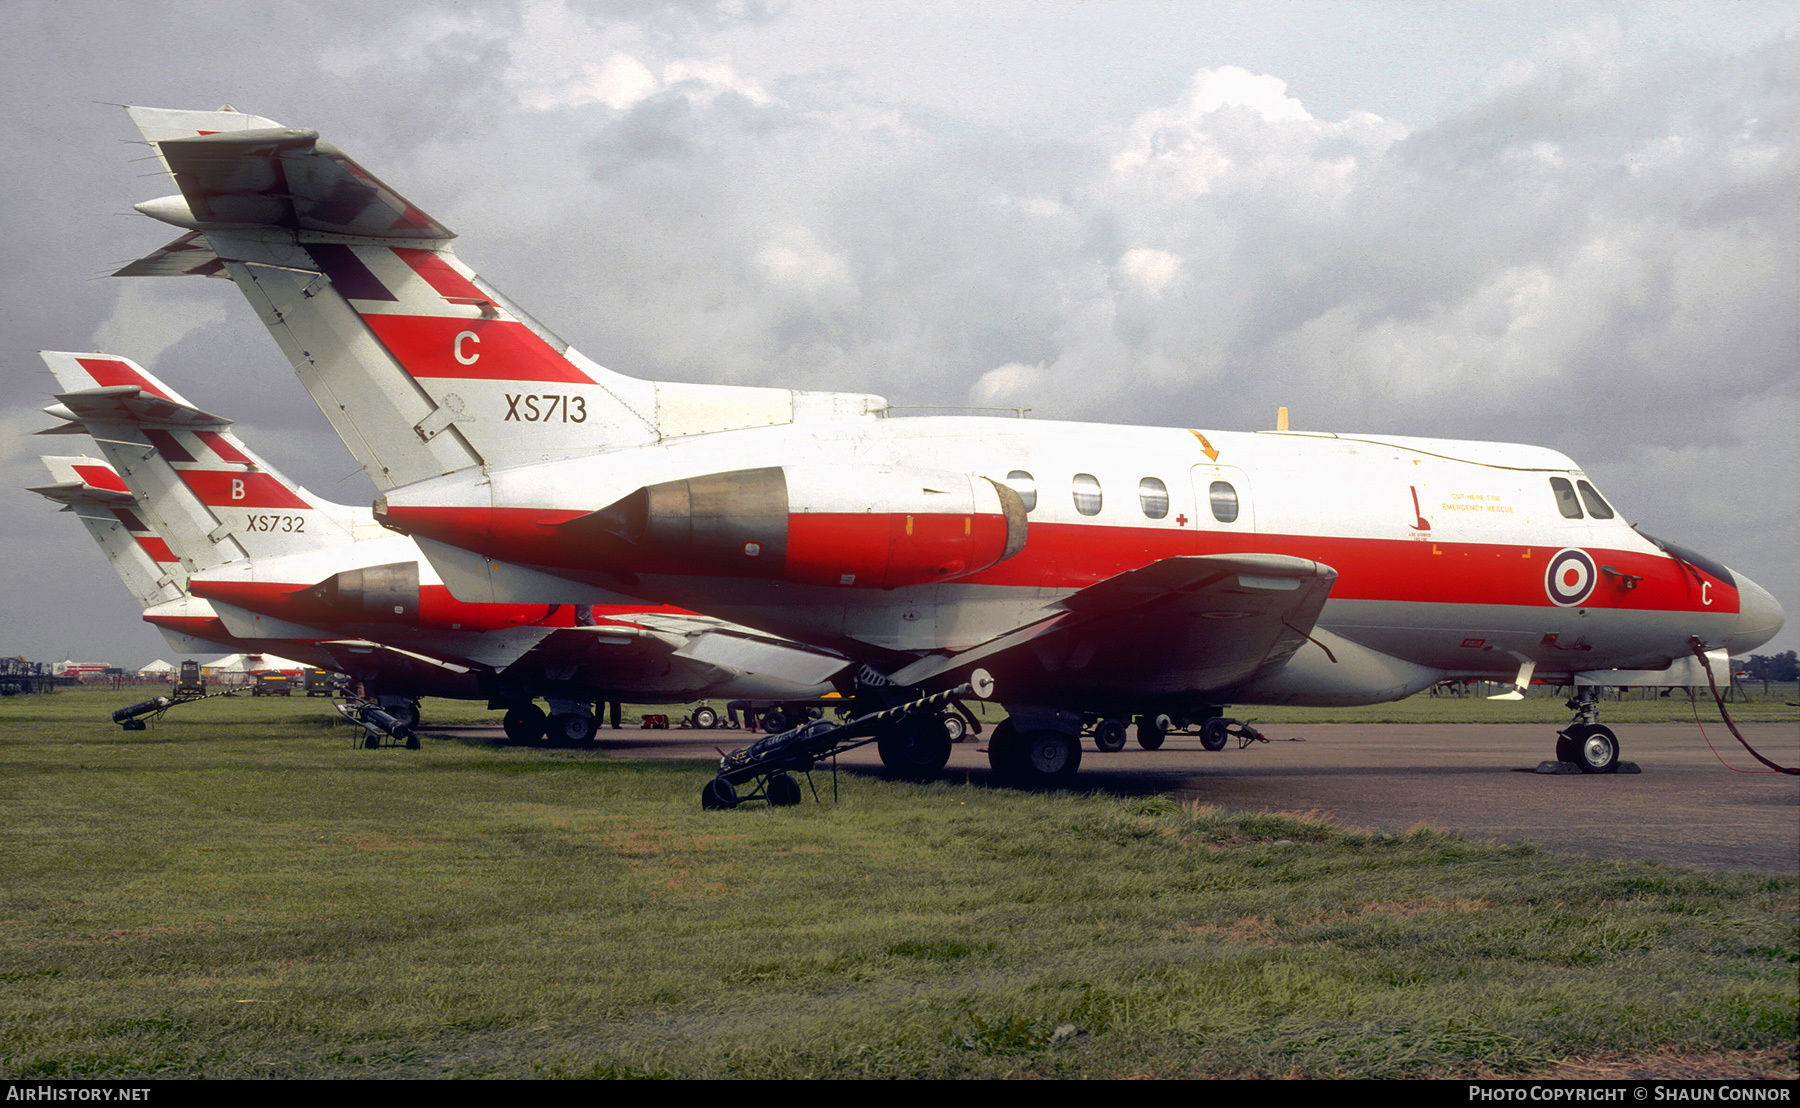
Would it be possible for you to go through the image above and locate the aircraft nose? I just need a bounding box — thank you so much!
[1724,570,1785,655]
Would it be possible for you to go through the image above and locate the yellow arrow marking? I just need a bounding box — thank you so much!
[1189,429,1219,461]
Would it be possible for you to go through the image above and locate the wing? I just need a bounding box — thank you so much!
[890,553,1337,701]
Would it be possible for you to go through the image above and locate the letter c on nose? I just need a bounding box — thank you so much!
[454,331,480,365]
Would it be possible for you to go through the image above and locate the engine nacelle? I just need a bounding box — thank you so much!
[307,561,422,622]
[303,561,560,630]
[578,465,1028,588]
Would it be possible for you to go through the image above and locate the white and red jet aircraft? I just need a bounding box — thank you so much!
[27,454,433,687]
[113,105,1785,784]
[36,349,841,741]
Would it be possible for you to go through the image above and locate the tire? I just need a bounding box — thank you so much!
[547,712,597,747]
[1094,718,1128,753]
[766,773,803,807]
[363,734,380,750]
[1554,732,1578,764]
[877,714,954,781]
[986,719,1022,781]
[404,733,421,751]
[1566,723,1619,774]
[1135,714,1165,751]
[502,703,546,744]
[692,705,719,729]
[1200,717,1229,752]
[761,707,791,734]
[1018,728,1082,786]
[701,777,738,810]
[944,714,968,743]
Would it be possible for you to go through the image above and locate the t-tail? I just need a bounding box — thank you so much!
[28,455,239,656]
[37,350,361,569]
[114,106,886,492]
[29,455,184,609]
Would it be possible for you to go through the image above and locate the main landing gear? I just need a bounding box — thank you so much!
[1553,686,1620,773]
[499,699,597,747]
[985,708,1085,788]
[875,710,956,781]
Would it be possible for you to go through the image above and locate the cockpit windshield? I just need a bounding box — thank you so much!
[1549,477,1619,521]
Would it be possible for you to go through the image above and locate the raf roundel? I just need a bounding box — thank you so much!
[1545,547,1598,607]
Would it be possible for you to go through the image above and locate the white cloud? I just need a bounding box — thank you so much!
[967,362,1045,406]
[1117,248,1183,298]
[89,284,228,371]
[754,227,859,305]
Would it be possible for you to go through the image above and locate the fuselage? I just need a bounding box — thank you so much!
[377,412,1784,710]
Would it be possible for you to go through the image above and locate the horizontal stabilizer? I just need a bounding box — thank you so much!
[39,351,227,428]
[114,231,226,279]
[28,456,135,507]
[50,385,231,430]
[125,106,453,240]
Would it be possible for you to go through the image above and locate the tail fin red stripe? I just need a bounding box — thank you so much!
[363,315,595,384]
[76,357,175,402]
[196,431,253,466]
[135,536,178,564]
[72,464,130,493]
[177,471,312,510]
[393,247,488,303]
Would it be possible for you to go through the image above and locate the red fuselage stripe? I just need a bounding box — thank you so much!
[383,505,1739,615]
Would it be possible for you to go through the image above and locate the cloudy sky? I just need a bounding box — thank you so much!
[2,0,1794,669]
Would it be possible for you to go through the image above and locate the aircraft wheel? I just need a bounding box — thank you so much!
[1554,732,1578,764]
[761,707,792,734]
[1567,724,1619,774]
[944,713,968,743]
[502,703,546,744]
[547,712,597,747]
[1094,718,1128,753]
[702,777,739,810]
[692,705,719,729]
[1200,718,1229,751]
[986,719,1022,781]
[1135,715,1166,751]
[766,773,803,807]
[877,714,953,781]
[1020,728,1082,786]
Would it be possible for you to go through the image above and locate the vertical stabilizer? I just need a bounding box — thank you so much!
[113,106,885,491]
[30,456,185,608]
[39,351,360,569]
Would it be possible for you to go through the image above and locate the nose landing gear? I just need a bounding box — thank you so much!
[1554,687,1621,773]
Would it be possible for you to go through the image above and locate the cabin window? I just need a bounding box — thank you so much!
[1005,470,1037,513]
[1549,477,1583,519]
[1138,477,1169,519]
[1209,481,1239,523]
[1577,480,1615,519]
[1071,473,1102,516]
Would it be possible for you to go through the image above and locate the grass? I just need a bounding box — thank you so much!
[0,688,1794,1079]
